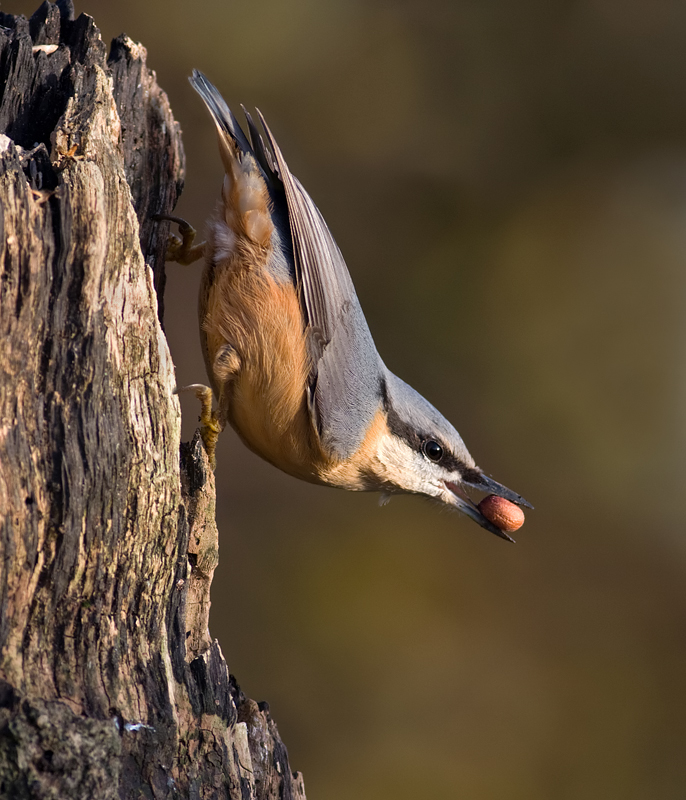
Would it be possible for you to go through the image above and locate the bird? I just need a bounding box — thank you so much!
[160,70,531,541]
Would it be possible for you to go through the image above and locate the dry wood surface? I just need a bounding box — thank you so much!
[0,2,306,798]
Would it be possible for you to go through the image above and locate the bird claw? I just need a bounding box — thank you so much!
[176,383,221,469]
[154,214,206,265]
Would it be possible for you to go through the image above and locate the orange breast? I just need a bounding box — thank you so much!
[201,251,325,482]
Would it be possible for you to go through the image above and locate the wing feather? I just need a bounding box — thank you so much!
[256,111,383,458]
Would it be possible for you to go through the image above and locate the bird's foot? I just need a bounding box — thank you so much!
[176,383,221,469]
[154,214,206,265]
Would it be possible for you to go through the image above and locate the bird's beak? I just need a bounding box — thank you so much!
[463,472,533,509]
[444,472,532,543]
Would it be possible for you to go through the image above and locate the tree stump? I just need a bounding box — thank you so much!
[0,2,306,798]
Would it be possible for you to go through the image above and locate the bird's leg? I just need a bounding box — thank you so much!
[154,214,206,265]
[177,384,222,469]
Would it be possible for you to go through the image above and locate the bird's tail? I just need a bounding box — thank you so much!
[189,70,278,183]
[190,70,273,248]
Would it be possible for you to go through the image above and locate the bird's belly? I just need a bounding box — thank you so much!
[204,263,322,483]
[202,259,380,490]
[228,366,322,484]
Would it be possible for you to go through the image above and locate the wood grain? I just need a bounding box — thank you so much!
[0,3,306,797]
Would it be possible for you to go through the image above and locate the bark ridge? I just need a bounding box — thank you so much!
[0,3,306,798]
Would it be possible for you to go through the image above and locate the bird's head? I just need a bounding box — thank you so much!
[371,372,531,541]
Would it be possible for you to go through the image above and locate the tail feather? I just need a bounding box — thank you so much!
[189,69,253,157]
[190,70,273,249]
[241,105,278,180]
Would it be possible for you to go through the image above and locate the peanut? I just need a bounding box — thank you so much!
[478,495,525,533]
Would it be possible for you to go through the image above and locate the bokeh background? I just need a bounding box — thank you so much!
[13,0,686,796]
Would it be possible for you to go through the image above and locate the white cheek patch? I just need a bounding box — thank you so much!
[377,435,443,498]
[211,219,236,262]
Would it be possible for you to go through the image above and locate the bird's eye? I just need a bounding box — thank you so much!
[422,439,443,462]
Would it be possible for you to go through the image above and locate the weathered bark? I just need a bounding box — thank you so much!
[0,2,306,798]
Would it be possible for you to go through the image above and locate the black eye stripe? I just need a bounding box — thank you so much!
[381,380,471,474]
[422,438,467,473]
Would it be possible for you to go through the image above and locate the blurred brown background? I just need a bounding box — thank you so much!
[13,0,686,796]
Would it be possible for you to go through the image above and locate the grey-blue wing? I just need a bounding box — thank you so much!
[256,112,384,459]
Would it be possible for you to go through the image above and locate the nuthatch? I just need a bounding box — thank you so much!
[163,71,531,541]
